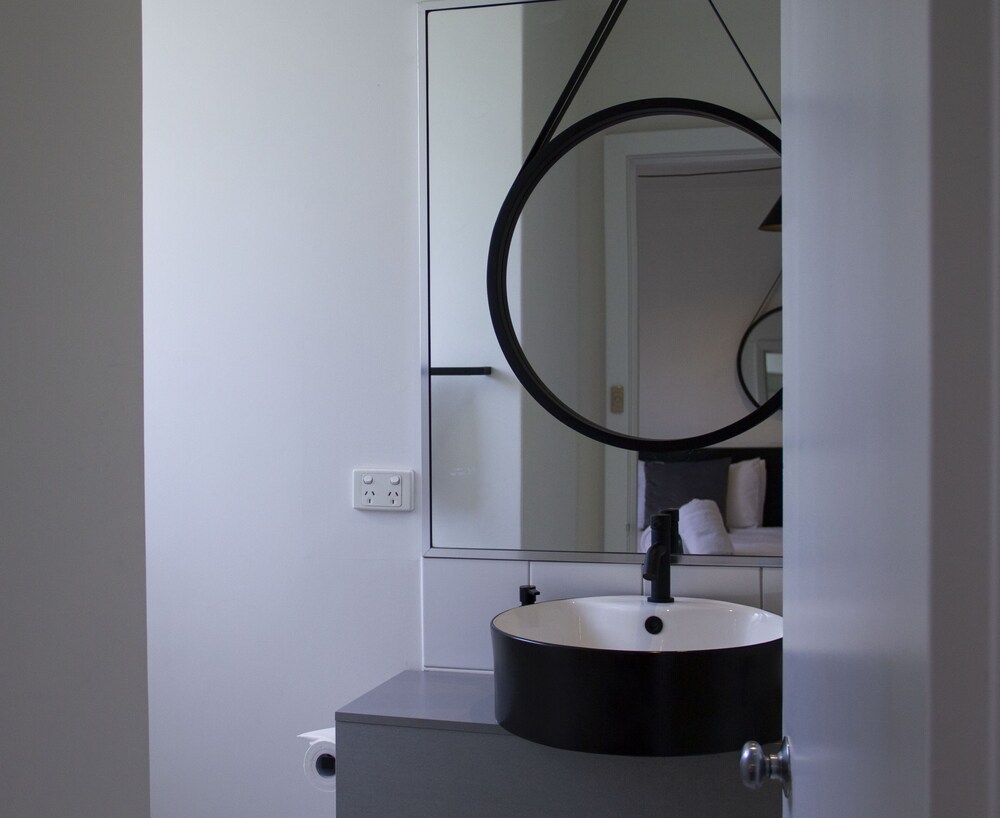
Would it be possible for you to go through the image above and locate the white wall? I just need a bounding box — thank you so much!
[143,2,423,816]
[0,2,150,816]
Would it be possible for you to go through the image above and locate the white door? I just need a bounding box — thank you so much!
[780,0,999,815]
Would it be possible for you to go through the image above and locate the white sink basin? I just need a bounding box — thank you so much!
[492,595,782,652]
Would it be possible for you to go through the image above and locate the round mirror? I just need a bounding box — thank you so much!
[488,99,782,452]
[738,306,783,407]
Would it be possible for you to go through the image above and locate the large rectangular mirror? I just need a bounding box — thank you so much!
[421,0,781,561]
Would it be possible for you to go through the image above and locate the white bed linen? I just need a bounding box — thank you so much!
[638,525,783,556]
[729,527,783,557]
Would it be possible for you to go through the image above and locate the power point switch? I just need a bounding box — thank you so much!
[352,469,414,511]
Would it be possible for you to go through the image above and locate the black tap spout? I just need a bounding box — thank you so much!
[643,510,678,603]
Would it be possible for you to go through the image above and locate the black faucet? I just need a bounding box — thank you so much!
[643,510,678,603]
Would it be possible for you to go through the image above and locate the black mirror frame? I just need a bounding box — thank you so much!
[737,305,783,408]
[487,97,782,453]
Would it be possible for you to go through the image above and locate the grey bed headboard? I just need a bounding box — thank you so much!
[637,447,783,527]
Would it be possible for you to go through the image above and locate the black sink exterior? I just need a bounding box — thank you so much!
[491,623,781,756]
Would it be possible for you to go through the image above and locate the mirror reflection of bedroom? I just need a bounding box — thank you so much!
[425,0,783,559]
[630,150,782,560]
[638,449,782,561]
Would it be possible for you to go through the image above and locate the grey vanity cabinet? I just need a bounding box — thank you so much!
[335,671,778,818]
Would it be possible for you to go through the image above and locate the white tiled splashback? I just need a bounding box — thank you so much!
[422,558,782,671]
[762,567,783,615]
[422,558,528,670]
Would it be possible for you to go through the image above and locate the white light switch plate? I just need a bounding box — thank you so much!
[352,469,414,511]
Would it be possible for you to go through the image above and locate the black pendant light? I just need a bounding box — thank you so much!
[758,196,782,231]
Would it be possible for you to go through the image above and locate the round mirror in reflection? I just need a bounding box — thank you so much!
[738,307,783,408]
[488,99,782,452]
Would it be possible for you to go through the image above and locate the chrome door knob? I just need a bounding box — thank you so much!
[740,736,791,797]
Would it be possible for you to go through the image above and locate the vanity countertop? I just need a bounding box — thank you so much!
[336,670,503,735]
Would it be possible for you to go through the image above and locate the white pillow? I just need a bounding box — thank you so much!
[754,458,767,524]
[678,499,734,555]
[726,458,767,529]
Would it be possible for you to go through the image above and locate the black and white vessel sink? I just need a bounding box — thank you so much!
[491,595,782,756]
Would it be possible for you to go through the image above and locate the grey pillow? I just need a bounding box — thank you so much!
[642,458,731,530]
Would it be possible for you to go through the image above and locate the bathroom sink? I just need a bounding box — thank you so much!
[491,595,782,756]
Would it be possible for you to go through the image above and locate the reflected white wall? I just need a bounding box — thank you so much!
[427,5,524,549]
[636,167,782,441]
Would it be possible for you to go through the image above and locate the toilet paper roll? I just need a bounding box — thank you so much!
[298,727,337,792]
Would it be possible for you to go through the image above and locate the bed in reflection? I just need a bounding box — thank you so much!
[637,448,783,557]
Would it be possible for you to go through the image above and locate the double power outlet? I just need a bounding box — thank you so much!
[352,469,414,511]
